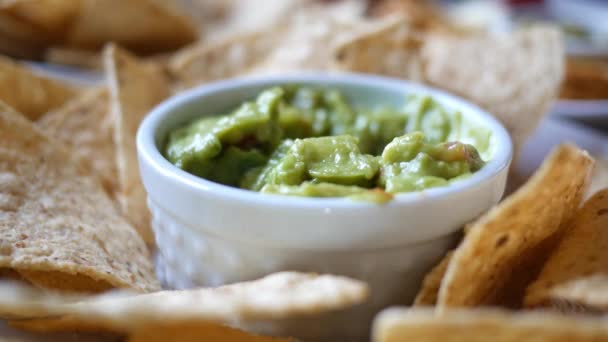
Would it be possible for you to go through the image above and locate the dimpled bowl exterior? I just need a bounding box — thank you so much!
[138,74,512,340]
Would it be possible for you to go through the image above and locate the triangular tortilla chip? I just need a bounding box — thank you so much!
[104,44,170,244]
[170,2,370,89]
[525,189,608,311]
[437,144,594,308]
[373,307,608,342]
[0,101,159,293]
[586,158,608,200]
[414,251,453,306]
[0,0,78,36]
[334,23,564,153]
[333,17,425,81]
[127,322,297,342]
[2,272,367,338]
[248,2,369,76]
[169,30,281,89]
[64,0,196,54]
[0,55,77,120]
[422,26,564,152]
[37,87,117,196]
[44,47,103,70]
[0,11,52,59]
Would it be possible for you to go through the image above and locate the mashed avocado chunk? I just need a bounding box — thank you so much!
[164,86,492,202]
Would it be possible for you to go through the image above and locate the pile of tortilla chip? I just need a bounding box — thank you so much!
[0,0,606,341]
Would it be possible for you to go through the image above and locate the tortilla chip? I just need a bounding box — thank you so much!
[248,2,368,74]
[586,158,608,200]
[0,0,78,35]
[0,30,43,59]
[9,315,119,334]
[367,0,450,33]
[0,10,52,50]
[37,88,117,196]
[0,55,77,120]
[0,101,159,294]
[104,44,170,244]
[64,0,196,54]
[333,17,425,81]
[3,272,367,337]
[0,281,87,319]
[437,144,594,308]
[169,30,280,89]
[10,318,293,341]
[170,2,369,89]
[127,322,297,342]
[373,307,608,342]
[422,26,564,152]
[44,47,103,70]
[525,189,608,311]
[414,251,453,306]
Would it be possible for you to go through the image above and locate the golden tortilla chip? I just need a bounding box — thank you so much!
[0,30,43,59]
[373,307,608,342]
[248,6,369,77]
[422,26,564,152]
[169,30,280,89]
[414,251,453,306]
[10,318,295,341]
[525,189,608,311]
[0,11,52,57]
[44,47,103,70]
[3,272,367,337]
[170,2,369,89]
[104,44,170,244]
[37,88,117,196]
[0,0,78,35]
[437,144,594,308]
[64,0,196,54]
[367,0,450,33]
[333,17,425,81]
[335,24,564,153]
[0,55,77,120]
[0,101,159,294]
[127,322,297,342]
[9,315,119,334]
[586,158,608,200]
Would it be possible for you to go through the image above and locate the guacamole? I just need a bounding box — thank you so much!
[165,86,491,202]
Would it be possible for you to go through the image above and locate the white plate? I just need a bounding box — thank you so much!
[551,100,608,130]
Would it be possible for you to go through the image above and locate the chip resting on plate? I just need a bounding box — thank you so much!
[2,272,367,341]
[525,189,608,312]
[61,0,196,54]
[0,0,79,36]
[335,23,564,153]
[37,87,117,196]
[104,44,170,244]
[0,55,77,120]
[373,307,608,342]
[414,251,453,306]
[422,26,564,153]
[333,17,425,81]
[169,30,280,89]
[170,2,371,89]
[437,144,594,308]
[0,102,159,294]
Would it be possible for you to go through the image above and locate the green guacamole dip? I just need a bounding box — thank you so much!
[165,87,492,203]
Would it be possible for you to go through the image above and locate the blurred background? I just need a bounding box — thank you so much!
[1,0,606,177]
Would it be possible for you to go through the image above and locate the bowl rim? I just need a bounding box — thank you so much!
[137,72,513,210]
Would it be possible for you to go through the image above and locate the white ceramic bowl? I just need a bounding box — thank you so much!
[137,73,512,340]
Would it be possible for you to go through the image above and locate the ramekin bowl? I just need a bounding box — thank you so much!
[137,73,512,340]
